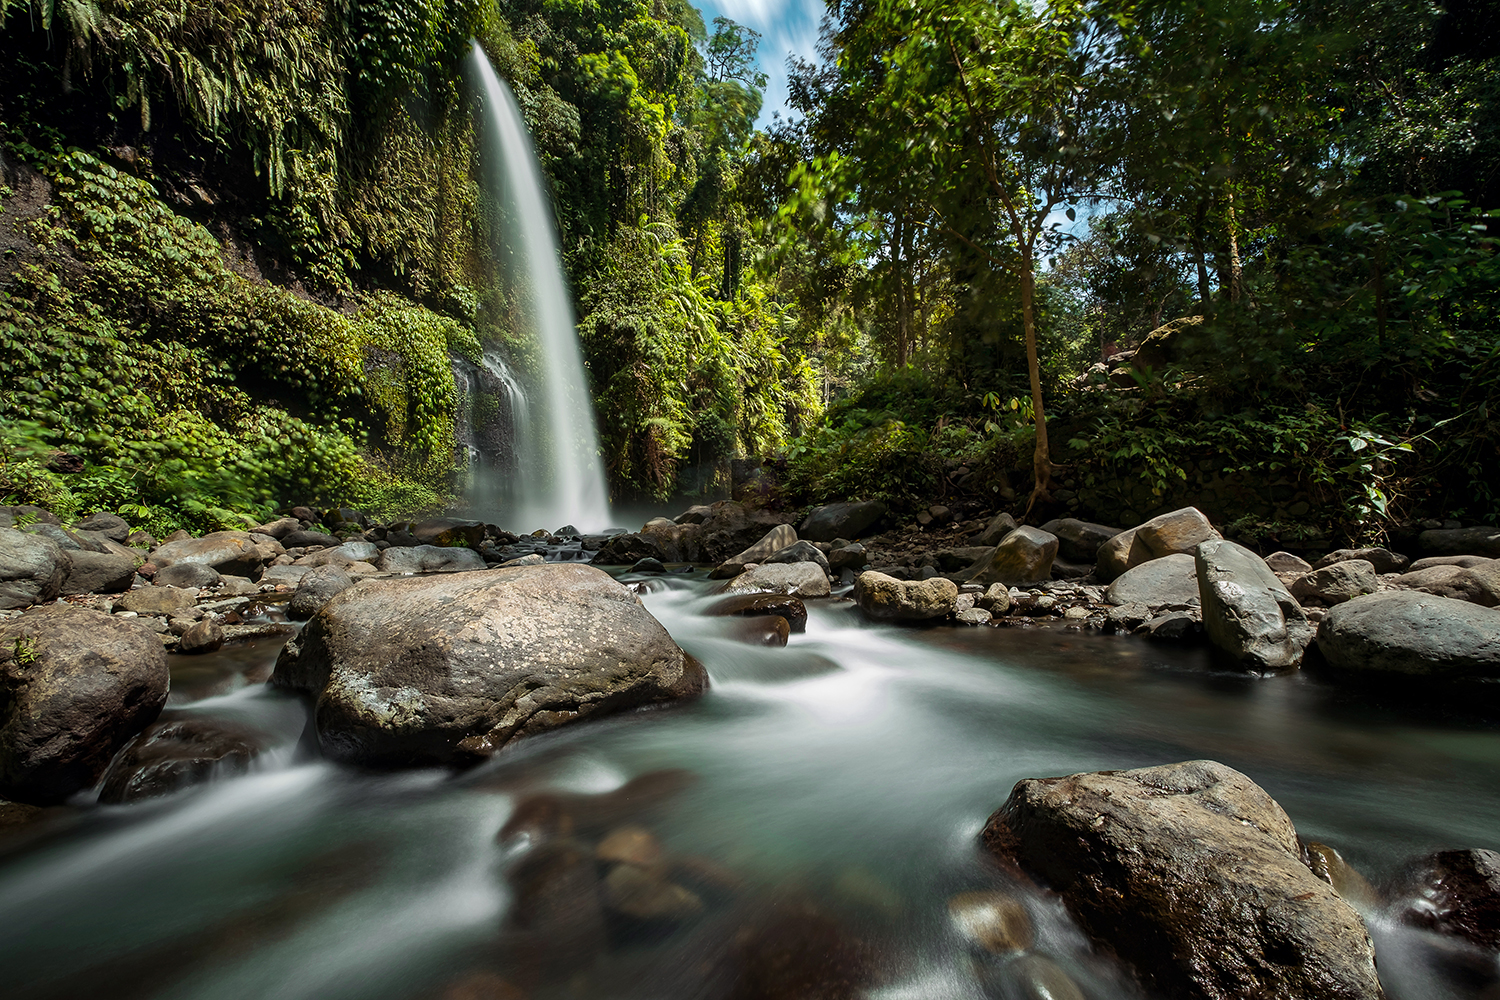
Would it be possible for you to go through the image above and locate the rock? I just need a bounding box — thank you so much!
[1314,547,1409,574]
[20,522,101,552]
[1289,560,1380,606]
[1395,564,1465,590]
[596,825,663,867]
[114,586,198,615]
[1038,518,1123,563]
[216,575,259,596]
[976,583,1012,614]
[377,544,487,575]
[987,954,1087,1000]
[1409,561,1500,607]
[853,571,957,622]
[828,543,868,574]
[704,594,809,633]
[258,565,312,588]
[1316,591,1500,680]
[724,562,830,598]
[1107,552,1199,607]
[289,506,318,523]
[593,532,663,565]
[1265,551,1314,575]
[281,529,343,549]
[297,540,381,567]
[151,531,278,577]
[126,530,156,549]
[934,547,996,572]
[0,528,69,610]
[153,561,222,589]
[1144,611,1201,639]
[271,565,707,766]
[1391,849,1500,951]
[97,715,266,803]
[288,565,355,621]
[1303,842,1381,913]
[603,863,703,921]
[177,619,225,655]
[0,607,169,804]
[0,504,61,527]
[60,550,137,595]
[1419,526,1500,558]
[725,615,792,646]
[963,527,1059,586]
[1097,507,1220,582]
[1409,555,1495,572]
[500,554,546,568]
[504,839,607,973]
[954,608,993,626]
[674,505,712,525]
[799,500,887,543]
[413,518,485,549]
[1197,539,1315,671]
[1107,603,1152,630]
[763,540,831,574]
[948,890,1033,953]
[250,517,301,539]
[73,512,131,542]
[968,512,1016,548]
[710,524,798,579]
[982,760,1382,1000]
[630,557,666,574]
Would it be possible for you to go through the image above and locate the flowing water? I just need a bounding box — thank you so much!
[469,46,610,533]
[2,575,1498,999]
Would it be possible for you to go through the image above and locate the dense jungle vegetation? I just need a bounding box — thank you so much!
[0,0,1496,538]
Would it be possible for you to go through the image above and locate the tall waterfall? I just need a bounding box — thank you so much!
[470,45,610,532]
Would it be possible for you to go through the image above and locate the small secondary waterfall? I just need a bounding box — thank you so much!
[471,44,611,532]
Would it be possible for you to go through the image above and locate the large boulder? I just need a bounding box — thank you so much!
[271,565,706,766]
[0,527,69,610]
[1405,560,1500,607]
[1197,539,1315,671]
[1106,552,1199,607]
[962,527,1058,586]
[1419,526,1500,558]
[0,607,169,804]
[798,501,887,543]
[115,585,197,615]
[97,714,267,804]
[1316,591,1500,680]
[153,561,222,589]
[1289,560,1380,606]
[288,565,356,621]
[705,594,809,633]
[1038,518,1123,564]
[709,524,798,579]
[1097,507,1220,582]
[974,512,1019,547]
[853,571,957,622]
[762,540,831,575]
[593,502,791,566]
[151,531,279,578]
[73,512,132,543]
[1313,547,1408,574]
[377,544,486,574]
[982,760,1382,1000]
[723,562,830,598]
[412,517,485,548]
[60,550,138,595]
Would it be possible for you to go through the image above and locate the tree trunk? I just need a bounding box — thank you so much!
[894,214,910,367]
[1193,200,1213,316]
[1021,251,1052,510]
[1226,191,1244,303]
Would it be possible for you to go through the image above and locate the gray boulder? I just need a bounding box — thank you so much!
[853,571,957,622]
[799,500,887,543]
[21,522,103,552]
[974,512,1019,547]
[1097,507,1220,582]
[1264,551,1314,576]
[73,512,131,543]
[1038,518,1123,563]
[98,715,268,804]
[271,564,706,766]
[723,562,830,598]
[1106,553,1199,607]
[710,524,797,579]
[114,586,197,615]
[982,760,1382,1000]
[297,540,381,567]
[153,561,222,589]
[1316,591,1500,680]
[0,607,169,804]
[411,518,484,548]
[1289,560,1380,606]
[250,517,301,539]
[1405,560,1500,607]
[177,619,225,655]
[963,527,1058,586]
[377,544,486,575]
[828,543,868,573]
[60,550,138,595]
[288,565,356,621]
[763,540,831,575]
[0,528,69,610]
[1409,554,1494,572]
[1419,526,1500,558]
[258,565,311,588]
[1197,539,1315,671]
[1313,547,1408,574]
[282,529,343,549]
[152,531,279,578]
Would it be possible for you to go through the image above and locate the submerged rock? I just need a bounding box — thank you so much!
[1391,848,1500,951]
[705,593,809,633]
[0,607,169,804]
[1316,591,1500,680]
[98,714,267,804]
[853,571,956,621]
[1197,539,1315,671]
[948,890,1034,954]
[271,565,706,766]
[982,760,1383,1000]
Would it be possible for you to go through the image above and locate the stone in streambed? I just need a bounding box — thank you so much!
[72,512,131,542]
[0,607,169,804]
[1390,848,1500,951]
[1038,518,1123,563]
[828,543,868,573]
[1290,560,1380,606]
[61,549,138,595]
[1197,538,1315,671]
[1096,506,1220,582]
[853,571,956,622]
[377,544,486,574]
[799,500,887,543]
[289,565,355,621]
[975,512,1018,547]
[724,615,791,647]
[962,527,1058,587]
[281,529,344,549]
[603,863,703,921]
[151,530,279,577]
[115,586,198,615]
[1316,591,1500,680]
[177,619,225,655]
[705,593,808,633]
[724,562,829,598]
[98,714,267,803]
[597,825,664,867]
[271,565,706,767]
[710,524,798,579]
[1419,525,1500,558]
[1265,551,1314,575]
[1314,547,1409,574]
[412,518,485,548]
[0,527,69,610]
[982,760,1383,1000]
[153,561,222,590]
[1303,842,1381,913]
[976,583,1011,614]
[631,557,666,574]
[1409,555,1495,572]
[1406,560,1500,607]
[1106,552,1198,607]
[948,890,1034,954]
[763,540,831,574]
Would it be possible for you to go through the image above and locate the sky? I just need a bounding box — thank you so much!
[691,0,826,124]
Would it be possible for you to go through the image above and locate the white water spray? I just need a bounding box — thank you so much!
[471,45,610,532]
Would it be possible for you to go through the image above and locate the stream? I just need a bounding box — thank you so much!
[2,572,1498,999]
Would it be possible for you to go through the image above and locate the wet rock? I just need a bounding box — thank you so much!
[272,565,707,766]
[955,608,993,625]
[975,512,1019,547]
[1038,518,1123,563]
[629,557,665,574]
[976,583,1012,615]
[1144,611,1201,639]
[1314,547,1409,574]
[1097,506,1220,582]
[763,540,831,575]
[1106,603,1152,630]
[0,527,69,610]
[983,760,1383,1000]
[500,554,546,568]
[413,518,485,549]
[1316,591,1500,680]
[494,769,698,844]
[1419,526,1500,558]
[1303,841,1381,913]
[152,530,279,578]
[115,586,198,615]
[705,594,808,633]
[153,561,222,589]
[1106,552,1199,607]
[799,500,887,543]
[963,527,1059,587]
[258,565,311,588]
[178,619,225,655]
[288,565,357,621]
[250,517,301,539]
[377,544,486,575]
[853,571,957,621]
[828,543,868,574]
[1290,560,1381,606]
[215,576,259,597]
[1265,551,1314,575]
[73,512,131,542]
[1391,848,1500,951]
[98,715,266,803]
[603,863,704,921]
[719,900,878,1000]
[439,972,526,1000]
[725,615,791,647]
[710,524,798,579]
[724,562,830,598]
[505,839,607,975]
[597,825,664,867]
[0,607,169,804]
[1197,539,1315,671]
[61,550,138,595]
[979,953,1087,1000]
[949,890,1034,954]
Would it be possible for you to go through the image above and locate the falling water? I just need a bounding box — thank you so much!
[471,44,611,531]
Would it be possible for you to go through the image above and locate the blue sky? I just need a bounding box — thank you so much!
[691,0,825,123]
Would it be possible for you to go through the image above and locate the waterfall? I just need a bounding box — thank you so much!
[470,44,611,532]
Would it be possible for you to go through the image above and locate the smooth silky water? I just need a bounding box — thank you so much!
[2,578,1498,999]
